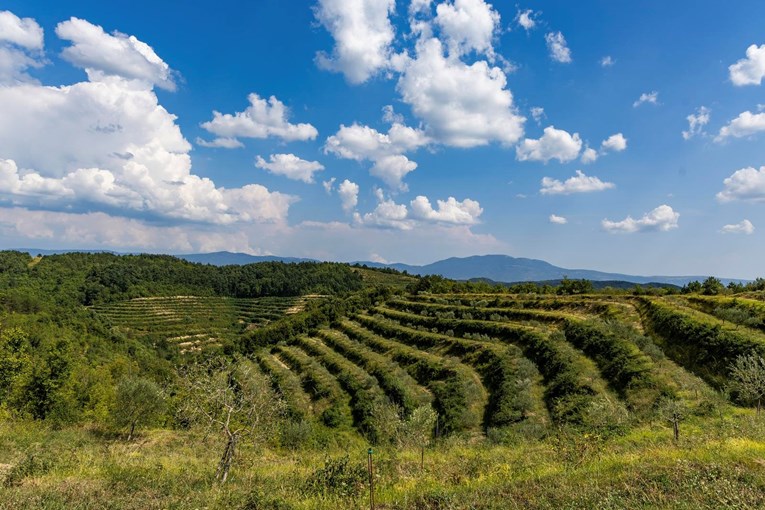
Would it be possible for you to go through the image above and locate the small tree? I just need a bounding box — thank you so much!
[658,398,686,441]
[729,352,765,415]
[396,406,437,471]
[113,375,165,440]
[181,357,284,483]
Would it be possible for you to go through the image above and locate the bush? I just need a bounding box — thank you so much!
[304,454,368,498]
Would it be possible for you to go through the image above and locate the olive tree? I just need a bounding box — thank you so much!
[729,352,765,415]
[112,375,165,441]
[181,356,284,483]
[658,398,686,441]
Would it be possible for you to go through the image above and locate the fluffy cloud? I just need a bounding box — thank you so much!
[516,126,582,163]
[721,219,754,235]
[200,93,318,146]
[0,14,298,226]
[580,133,627,164]
[516,9,537,31]
[540,170,614,195]
[0,10,44,49]
[325,122,429,161]
[255,154,324,183]
[633,91,658,107]
[716,166,765,202]
[580,147,598,164]
[601,133,627,152]
[314,0,396,84]
[549,214,567,224]
[355,188,412,230]
[600,56,614,67]
[325,121,428,189]
[434,0,500,57]
[729,44,765,86]
[370,155,418,190]
[396,37,525,148]
[0,10,45,84]
[338,179,359,212]
[545,32,572,63]
[56,17,176,90]
[715,111,765,142]
[410,195,482,224]
[682,106,710,140]
[353,189,482,230]
[602,205,679,233]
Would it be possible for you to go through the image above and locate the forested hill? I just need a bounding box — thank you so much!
[0,251,363,309]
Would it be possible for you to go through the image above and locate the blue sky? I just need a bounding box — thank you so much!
[0,1,764,278]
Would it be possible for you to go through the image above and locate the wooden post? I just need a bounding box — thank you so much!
[368,448,375,510]
[421,445,424,474]
[672,413,679,442]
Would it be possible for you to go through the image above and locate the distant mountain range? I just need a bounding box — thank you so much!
[354,255,743,286]
[13,249,746,286]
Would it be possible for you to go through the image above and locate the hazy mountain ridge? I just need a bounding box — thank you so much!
[14,250,745,286]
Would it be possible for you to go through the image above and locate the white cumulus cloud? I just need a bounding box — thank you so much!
[56,17,176,91]
[516,126,582,163]
[715,111,765,142]
[396,37,525,148]
[580,147,598,164]
[325,122,429,161]
[0,15,298,226]
[324,121,428,189]
[545,32,572,63]
[338,179,359,212]
[255,154,324,183]
[434,0,500,58]
[602,205,679,233]
[410,195,482,225]
[0,10,45,84]
[601,133,627,152]
[682,106,710,140]
[314,0,396,84]
[717,166,765,202]
[370,155,418,190]
[355,188,412,230]
[721,219,754,235]
[200,93,318,146]
[540,170,614,195]
[0,10,44,49]
[600,56,614,67]
[729,44,765,86]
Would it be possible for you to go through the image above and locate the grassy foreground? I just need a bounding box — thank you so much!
[3,409,765,509]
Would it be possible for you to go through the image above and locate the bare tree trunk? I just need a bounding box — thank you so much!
[216,433,238,483]
[673,414,679,441]
[758,398,761,416]
[128,421,136,441]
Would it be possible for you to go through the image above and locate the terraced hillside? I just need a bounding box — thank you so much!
[94,295,317,352]
[255,291,765,441]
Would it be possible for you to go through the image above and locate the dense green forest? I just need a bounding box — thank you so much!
[3,252,765,508]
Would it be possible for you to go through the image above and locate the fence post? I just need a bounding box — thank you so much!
[367,447,375,510]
